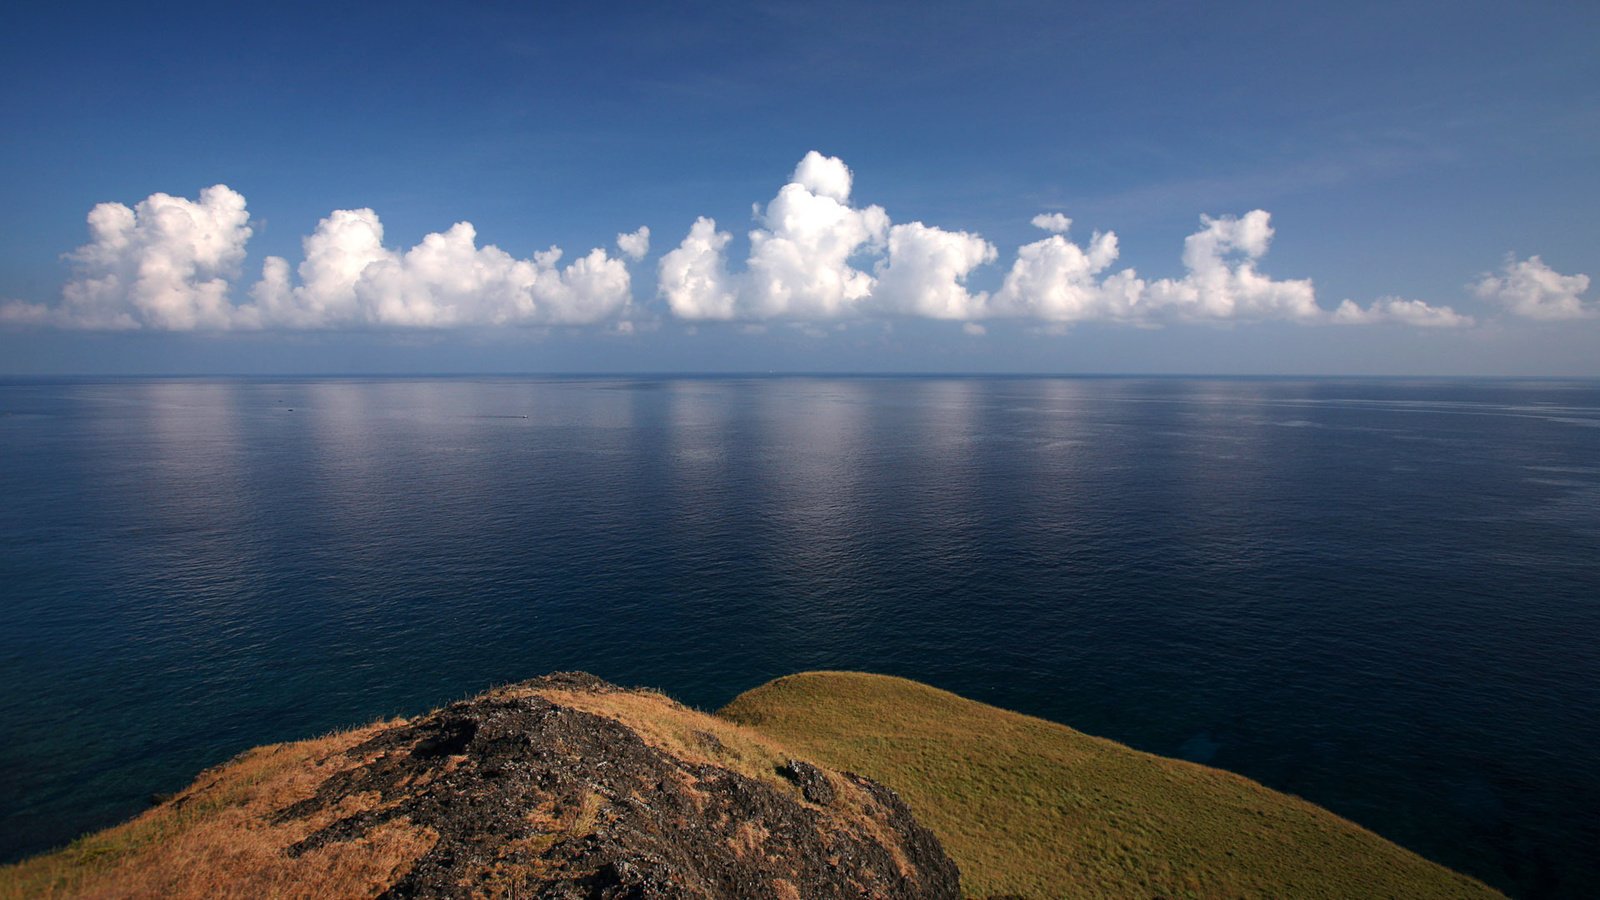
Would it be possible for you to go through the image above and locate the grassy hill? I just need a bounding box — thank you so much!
[1,671,1499,899]
[0,674,956,899]
[722,671,1499,899]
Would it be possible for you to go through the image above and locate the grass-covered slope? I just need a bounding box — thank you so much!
[2,671,1498,899]
[0,722,422,899]
[721,671,1499,900]
[1,674,958,899]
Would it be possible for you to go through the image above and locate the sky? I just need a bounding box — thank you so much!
[1,0,1597,375]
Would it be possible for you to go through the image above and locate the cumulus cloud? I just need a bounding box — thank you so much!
[2,186,642,330]
[657,153,1038,323]
[2,185,252,330]
[1030,213,1072,233]
[992,225,1143,322]
[1473,255,1593,320]
[744,153,889,317]
[4,155,1515,336]
[658,156,1439,330]
[1331,297,1474,328]
[989,210,1339,326]
[1143,211,1320,322]
[616,226,650,261]
[660,151,893,320]
[657,218,738,319]
[870,222,996,319]
[246,211,635,328]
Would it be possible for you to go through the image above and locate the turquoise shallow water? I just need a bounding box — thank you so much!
[2,375,1598,897]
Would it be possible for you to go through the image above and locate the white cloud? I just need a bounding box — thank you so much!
[246,208,386,329]
[4,156,1548,338]
[1331,297,1474,328]
[658,153,1000,323]
[616,226,650,261]
[3,186,638,330]
[1030,212,1072,233]
[792,150,854,203]
[0,300,65,327]
[1144,211,1320,322]
[1,185,254,330]
[1473,255,1593,320]
[658,159,1484,332]
[992,226,1143,322]
[659,152,890,320]
[659,153,1001,324]
[657,217,739,319]
[247,211,634,328]
[962,322,987,336]
[745,153,888,318]
[870,222,996,319]
[990,210,1323,326]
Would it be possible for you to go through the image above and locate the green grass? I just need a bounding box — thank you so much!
[721,671,1500,900]
[3,673,1503,899]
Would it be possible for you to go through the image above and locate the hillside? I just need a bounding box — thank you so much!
[0,673,956,899]
[1,671,1499,899]
[722,671,1500,900]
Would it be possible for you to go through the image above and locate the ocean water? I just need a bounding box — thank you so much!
[1,376,1597,896]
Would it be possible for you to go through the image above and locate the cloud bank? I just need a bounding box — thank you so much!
[8,151,1586,334]
[658,154,1471,329]
[2,190,642,330]
[246,211,634,329]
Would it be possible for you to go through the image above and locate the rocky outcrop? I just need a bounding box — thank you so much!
[269,673,959,898]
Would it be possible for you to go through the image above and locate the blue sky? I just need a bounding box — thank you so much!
[1,0,1596,374]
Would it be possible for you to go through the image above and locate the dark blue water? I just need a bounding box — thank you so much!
[2,376,1597,896]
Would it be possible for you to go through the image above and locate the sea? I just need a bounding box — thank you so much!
[1,375,1597,897]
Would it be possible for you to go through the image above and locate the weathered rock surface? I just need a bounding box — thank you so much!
[272,672,960,898]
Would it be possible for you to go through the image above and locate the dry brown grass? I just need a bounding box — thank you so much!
[3,682,944,899]
[514,682,933,886]
[0,720,433,900]
[504,685,805,799]
[729,819,769,859]
[10,672,1477,900]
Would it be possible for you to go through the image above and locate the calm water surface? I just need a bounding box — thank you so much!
[2,376,1597,897]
